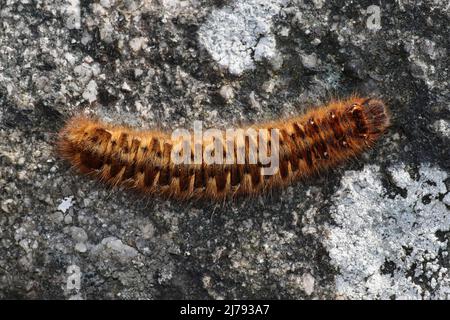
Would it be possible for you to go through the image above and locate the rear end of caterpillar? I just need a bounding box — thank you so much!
[57,97,390,201]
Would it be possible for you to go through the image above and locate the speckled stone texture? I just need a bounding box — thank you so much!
[0,0,449,299]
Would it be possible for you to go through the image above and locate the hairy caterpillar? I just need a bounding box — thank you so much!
[57,97,389,200]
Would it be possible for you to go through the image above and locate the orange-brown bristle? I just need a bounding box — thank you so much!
[361,98,390,135]
[56,97,390,201]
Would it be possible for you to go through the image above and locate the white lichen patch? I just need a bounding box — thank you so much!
[57,196,74,214]
[198,0,286,75]
[82,79,98,103]
[324,164,450,299]
[92,237,138,259]
[433,119,450,138]
[64,0,81,30]
[161,0,200,18]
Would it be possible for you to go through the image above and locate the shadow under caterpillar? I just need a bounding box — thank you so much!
[57,97,390,201]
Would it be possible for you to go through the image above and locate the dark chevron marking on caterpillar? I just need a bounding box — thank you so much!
[57,97,390,201]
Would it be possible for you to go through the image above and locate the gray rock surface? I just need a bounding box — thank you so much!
[0,0,449,299]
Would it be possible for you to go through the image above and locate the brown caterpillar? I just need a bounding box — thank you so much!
[57,97,390,201]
